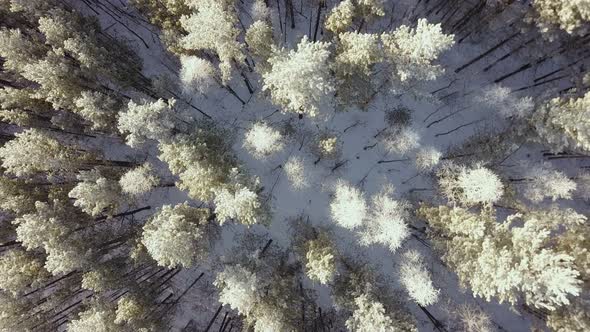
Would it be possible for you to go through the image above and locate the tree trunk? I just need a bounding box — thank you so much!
[204,305,224,332]
[313,1,323,42]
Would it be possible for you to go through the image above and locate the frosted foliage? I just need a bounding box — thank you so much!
[456,165,504,204]
[534,0,590,34]
[477,85,534,118]
[244,122,284,158]
[13,201,69,251]
[547,299,590,332]
[251,0,270,22]
[345,294,396,332]
[418,206,583,310]
[382,19,455,82]
[361,191,410,252]
[141,203,209,268]
[213,168,265,226]
[0,29,44,72]
[159,132,232,201]
[115,296,145,324]
[180,0,243,83]
[535,92,590,152]
[325,0,355,33]
[44,242,87,275]
[304,234,336,284]
[263,36,335,117]
[74,91,120,130]
[214,264,260,315]
[0,250,46,295]
[453,304,493,332]
[21,51,83,110]
[118,99,177,148]
[358,0,386,17]
[0,129,80,177]
[330,181,367,229]
[119,164,159,196]
[385,127,420,155]
[399,250,440,306]
[0,177,37,215]
[252,309,290,332]
[318,136,338,156]
[284,156,308,189]
[69,170,121,216]
[524,163,576,202]
[334,32,381,77]
[7,0,52,15]
[82,270,109,293]
[415,146,442,171]
[245,21,274,63]
[438,163,503,206]
[67,304,118,332]
[180,56,217,95]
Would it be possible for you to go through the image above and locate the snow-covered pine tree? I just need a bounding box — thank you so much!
[141,202,213,268]
[382,18,455,82]
[418,204,584,311]
[533,92,590,153]
[263,36,335,117]
[180,0,244,84]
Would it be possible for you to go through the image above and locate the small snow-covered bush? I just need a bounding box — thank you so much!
[244,122,284,158]
[284,156,309,189]
[330,180,367,229]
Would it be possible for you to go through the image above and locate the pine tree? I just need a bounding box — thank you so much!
[345,293,398,331]
[399,250,440,306]
[330,180,367,229]
[334,32,381,78]
[213,168,268,226]
[360,188,410,253]
[437,162,504,206]
[418,205,583,310]
[243,121,284,158]
[74,91,122,131]
[533,92,590,153]
[382,18,454,82]
[141,203,212,268]
[0,129,91,178]
[180,0,244,83]
[179,55,217,95]
[117,99,179,148]
[263,36,335,117]
[325,0,355,34]
[68,169,123,217]
[303,232,337,284]
[533,0,590,35]
[0,249,48,296]
[245,20,274,71]
[67,300,120,332]
[523,162,577,203]
[215,234,317,332]
[158,129,234,201]
[119,163,160,197]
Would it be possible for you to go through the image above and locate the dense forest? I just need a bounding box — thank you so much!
[0,0,589,331]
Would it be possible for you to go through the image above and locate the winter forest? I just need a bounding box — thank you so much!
[0,0,589,331]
